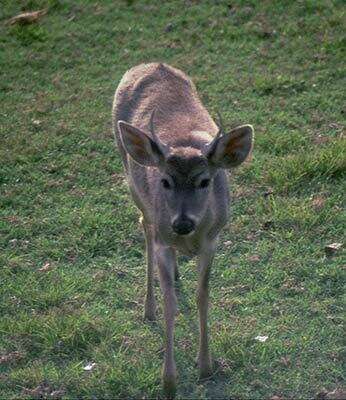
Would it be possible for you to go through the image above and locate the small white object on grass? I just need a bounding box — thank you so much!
[254,335,268,342]
[83,362,96,371]
[325,243,342,257]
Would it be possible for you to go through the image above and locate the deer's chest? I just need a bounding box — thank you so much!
[173,235,201,256]
[159,227,209,256]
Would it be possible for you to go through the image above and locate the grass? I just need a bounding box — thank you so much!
[0,0,345,398]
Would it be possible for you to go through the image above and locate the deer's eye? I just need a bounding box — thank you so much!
[199,179,210,189]
[161,179,171,190]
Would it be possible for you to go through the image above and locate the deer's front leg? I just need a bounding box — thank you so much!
[157,245,177,398]
[142,221,156,321]
[196,242,216,379]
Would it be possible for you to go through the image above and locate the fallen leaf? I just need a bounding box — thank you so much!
[32,119,42,128]
[280,356,290,367]
[69,187,86,197]
[22,387,43,398]
[83,362,96,371]
[7,9,47,25]
[312,196,326,210]
[231,284,250,295]
[50,389,65,399]
[254,335,268,342]
[22,384,52,398]
[241,6,254,17]
[38,262,53,272]
[325,243,342,257]
[9,239,18,247]
[246,231,261,240]
[248,255,260,263]
[216,357,232,370]
[110,173,125,183]
[166,41,180,49]
[328,122,343,130]
[313,53,327,61]
[313,135,330,145]
[22,240,30,248]
[280,279,305,294]
[3,215,21,225]
[0,351,24,364]
[52,74,62,87]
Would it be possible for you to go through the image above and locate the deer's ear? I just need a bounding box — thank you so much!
[206,125,254,168]
[118,121,164,166]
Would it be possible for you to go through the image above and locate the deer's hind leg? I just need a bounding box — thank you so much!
[142,218,157,321]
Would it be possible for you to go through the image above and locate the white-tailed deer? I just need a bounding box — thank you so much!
[112,63,253,397]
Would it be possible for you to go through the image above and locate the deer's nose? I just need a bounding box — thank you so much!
[172,216,195,235]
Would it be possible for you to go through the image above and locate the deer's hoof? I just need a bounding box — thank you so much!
[163,374,177,399]
[199,364,213,380]
[143,309,156,321]
[162,363,177,399]
[196,356,213,380]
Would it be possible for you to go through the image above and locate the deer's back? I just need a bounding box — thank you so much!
[113,63,217,147]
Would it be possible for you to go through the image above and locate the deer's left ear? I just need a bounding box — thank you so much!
[206,125,254,168]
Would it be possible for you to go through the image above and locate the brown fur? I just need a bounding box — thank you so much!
[112,62,253,397]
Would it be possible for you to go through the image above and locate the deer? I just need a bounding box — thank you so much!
[112,63,254,397]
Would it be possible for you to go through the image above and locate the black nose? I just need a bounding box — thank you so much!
[172,217,195,235]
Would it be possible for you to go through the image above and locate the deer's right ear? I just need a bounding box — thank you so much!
[118,121,164,167]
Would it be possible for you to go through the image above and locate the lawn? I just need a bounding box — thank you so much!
[0,0,345,398]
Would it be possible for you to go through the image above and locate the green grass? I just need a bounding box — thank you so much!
[0,0,345,398]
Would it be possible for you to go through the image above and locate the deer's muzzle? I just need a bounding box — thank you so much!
[172,216,195,235]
